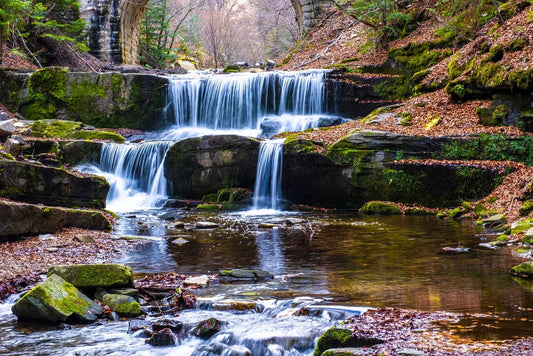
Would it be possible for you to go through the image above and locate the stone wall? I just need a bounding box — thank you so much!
[292,0,332,33]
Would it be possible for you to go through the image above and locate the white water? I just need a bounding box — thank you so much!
[84,70,338,212]
[252,139,285,212]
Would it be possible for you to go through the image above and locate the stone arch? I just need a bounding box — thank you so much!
[80,0,149,64]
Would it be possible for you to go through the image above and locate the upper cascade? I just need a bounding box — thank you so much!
[166,70,329,131]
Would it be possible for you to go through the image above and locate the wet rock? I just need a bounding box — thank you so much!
[160,210,182,221]
[48,264,134,288]
[511,218,533,234]
[146,328,176,346]
[193,317,223,339]
[196,221,219,229]
[0,201,112,238]
[286,218,305,225]
[211,300,262,312]
[45,247,59,253]
[183,275,210,287]
[314,327,384,356]
[11,274,103,323]
[482,214,507,229]
[128,319,152,333]
[511,261,533,278]
[102,294,142,317]
[219,269,274,281]
[359,201,401,215]
[163,199,201,208]
[172,221,186,229]
[258,223,278,228]
[440,246,470,254]
[152,319,183,332]
[171,237,189,245]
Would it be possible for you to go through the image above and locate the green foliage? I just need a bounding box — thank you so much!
[456,166,505,199]
[445,81,467,101]
[438,134,533,166]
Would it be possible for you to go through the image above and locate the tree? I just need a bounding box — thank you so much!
[334,0,411,49]
[0,0,31,64]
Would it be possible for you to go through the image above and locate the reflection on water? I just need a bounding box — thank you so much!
[116,211,533,317]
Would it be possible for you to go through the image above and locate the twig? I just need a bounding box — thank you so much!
[15,28,42,68]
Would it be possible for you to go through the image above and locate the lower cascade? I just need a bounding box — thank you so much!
[252,139,285,211]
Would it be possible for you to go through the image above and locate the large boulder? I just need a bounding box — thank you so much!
[164,135,259,199]
[0,159,109,208]
[313,327,383,356]
[0,200,111,237]
[0,119,15,137]
[11,274,103,323]
[48,264,134,288]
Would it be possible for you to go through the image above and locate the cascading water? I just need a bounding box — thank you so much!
[83,70,340,211]
[252,139,285,211]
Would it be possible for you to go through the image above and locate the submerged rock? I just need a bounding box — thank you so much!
[102,294,142,317]
[48,264,134,288]
[11,274,103,323]
[219,269,274,281]
[193,317,223,339]
[195,221,219,229]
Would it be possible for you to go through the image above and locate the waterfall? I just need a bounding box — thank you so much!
[166,70,328,130]
[252,139,285,211]
[83,70,336,212]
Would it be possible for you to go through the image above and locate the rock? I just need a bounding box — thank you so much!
[0,201,112,238]
[523,228,533,245]
[177,59,197,71]
[108,288,140,299]
[0,160,109,209]
[172,221,186,229]
[39,233,56,241]
[146,328,176,346]
[171,237,189,245]
[74,235,95,243]
[399,349,425,356]
[286,218,306,225]
[128,319,152,334]
[164,135,259,199]
[152,319,183,332]
[3,138,21,157]
[102,294,142,317]
[48,264,134,288]
[183,275,210,287]
[219,269,274,281]
[359,201,402,215]
[511,218,533,234]
[511,261,533,278]
[0,119,15,136]
[45,247,59,252]
[0,111,10,121]
[160,210,182,221]
[441,246,470,253]
[10,134,24,144]
[196,221,219,229]
[163,199,201,208]
[266,59,276,67]
[258,223,277,228]
[482,214,507,228]
[211,300,261,312]
[11,274,103,323]
[193,317,223,339]
[313,327,384,356]
[321,348,369,355]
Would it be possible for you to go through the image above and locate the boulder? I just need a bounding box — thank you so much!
[0,201,112,237]
[48,264,134,288]
[511,261,533,278]
[482,214,507,228]
[11,274,103,323]
[164,135,259,199]
[193,317,223,339]
[108,288,140,299]
[102,294,142,317]
[183,275,210,287]
[146,328,176,346]
[0,119,15,136]
[0,160,109,209]
[152,319,183,332]
[3,138,21,157]
[359,201,402,215]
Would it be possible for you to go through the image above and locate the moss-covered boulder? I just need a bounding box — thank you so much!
[0,160,109,209]
[11,274,103,323]
[511,261,533,278]
[193,317,223,339]
[0,200,112,237]
[359,201,402,215]
[164,135,259,199]
[313,327,383,356]
[102,294,142,317]
[48,264,134,289]
[511,218,533,235]
[29,120,124,142]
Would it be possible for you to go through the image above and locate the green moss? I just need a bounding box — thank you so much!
[470,62,504,88]
[284,137,319,153]
[511,261,533,278]
[511,218,533,234]
[448,207,464,219]
[372,75,412,100]
[389,43,452,73]
[202,193,218,203]
[313,327,382,356]
[456,166,505,199]
[520,201,533,216]
[476,106,494,126]
[24,67,68,120]
[424,115,441,130]
[509,69,533,92]
[398,112,412,126]
[411,69,429,84]
[359,201,402,215]
[30,120,124,142]
[446,81,468,102]
[487,44,504,62]
[383,169,423,194]
[506,38,527,52]
[223,65,242,73]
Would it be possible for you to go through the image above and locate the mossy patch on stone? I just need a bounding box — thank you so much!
[30,120,124,142]
[520,201,533,216]
[48,264,134,288]
[313,327,383,356]
[511,261,533,278]
[102,293,142,317]
[359,201,402,215]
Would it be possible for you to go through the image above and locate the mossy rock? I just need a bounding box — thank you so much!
[193,317,222,339]
[506,38,528,53]
[30,120,124,142]
[487,44,504,62]
[223,65,242,73]
[520,201,533,216]
[48,264,134,289]
[511,261,533,278]
[359,201,401,215]
[509,69,533,92]
[511,218,533,234]
[11,274,103,323]
[102,294,142,317]
[448,207,464,219]
[522,228,533,245]
[313,327,383,356]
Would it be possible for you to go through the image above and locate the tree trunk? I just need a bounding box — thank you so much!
[0,26,5,65]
